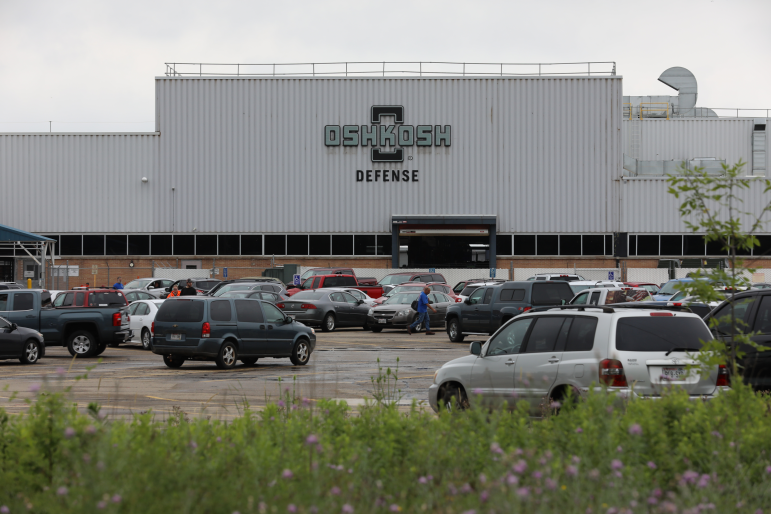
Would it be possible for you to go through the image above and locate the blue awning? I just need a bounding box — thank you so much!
[0,224,55,243]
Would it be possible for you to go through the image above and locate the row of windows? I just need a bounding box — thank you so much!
[495,235,614,256]
[628,234,771,257]
[2,234,394,257]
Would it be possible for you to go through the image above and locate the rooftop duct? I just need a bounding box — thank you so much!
[658,67,697,115]
[623,66,717,118]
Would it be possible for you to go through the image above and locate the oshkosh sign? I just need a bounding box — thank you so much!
[324,105,451,163]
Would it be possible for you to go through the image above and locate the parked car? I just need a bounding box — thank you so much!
[452,279,505,295]
[527,273,586,282]
[703,289,771,389]
[569,281,625,294]
[624,282,661,295]
[124,278,175,298]
[377,272,448,294]
[127,299,165,350]
[219,290,283,304]
[751,283,771,290]
[456,281,506,302]
[299,267,378,286]
[569,288,652,305]
[212,282,289,300]
[373,282,459,305]
[334,288,378,307]
[0,289,130,357]
[429,305,729,413]
[160,278,222,298]
[122,289,159,303]
[367,291,454,332]
[0,315,45,364]
[0,282,22,290]
[287,275,384,299]
[277,289,371,332]
[444,281,576,342]
[152,297,316,369]
[207,278,285,296]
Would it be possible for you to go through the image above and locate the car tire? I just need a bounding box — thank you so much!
[447,319,465,343]
[439,383,468,412]
[20,339,41,364]
[290,338,311,366]
[370,327,383,333]
[67,330,98,357]
[141,328,152,351]
[162,354,185,368]
[241,357,259,366]
[215,341,238,370]
[321,313,336,332]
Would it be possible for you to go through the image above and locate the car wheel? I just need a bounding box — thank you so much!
[447,319,465,343]
[370,327,383,333]
[162,354,185,368]
[321,313,336,332]
[411,315,423,332]
[20,339,41,364]
[290,338,311,366]
[141,328,152,350]
[67,330,97,357]
[215,341,238,370]
[241,357,259,366]
[439,383,469,412]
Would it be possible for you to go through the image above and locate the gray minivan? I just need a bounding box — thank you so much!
[152,297,316,369]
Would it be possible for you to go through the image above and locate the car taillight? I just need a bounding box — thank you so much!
[599,359,628,387]
[196,289,204,294]
[277,303,285,309]
[716,364,730,387]
[523,307,532,312]
[301,304,317,309]
[650,312,673,316]
[455,297,462,302]
[201,322,211,338]
[672,302,682,307]
[151,322,154,334]
[112,312,121,326]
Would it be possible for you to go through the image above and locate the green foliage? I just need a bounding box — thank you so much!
[1,383,770,513]
[667,161,771,375]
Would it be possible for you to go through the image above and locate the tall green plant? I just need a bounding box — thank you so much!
[667,160,771,376]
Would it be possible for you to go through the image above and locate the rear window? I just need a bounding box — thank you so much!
[499,289,525,302]
[13,293,34,311]
[155,299,205,322]
[550,275,579,282]
[324,276,357,287]
[615,317,711,352]
[88,292,127,306]
[290,291,325,300]
[197,281,219,290]
[531,283,574,306]
[379,274,413,285]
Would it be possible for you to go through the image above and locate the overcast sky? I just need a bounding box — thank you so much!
[1,0,769,133]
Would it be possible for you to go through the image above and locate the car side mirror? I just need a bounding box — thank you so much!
[285,317,293,323]
[464,299,471,305]
[148,286,154,290]
[357,299,364,305]
[470,341,482,356]
[9,323,18,331]
[165,287,170,292]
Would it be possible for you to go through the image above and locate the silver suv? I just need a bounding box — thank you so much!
[428,305,729,413]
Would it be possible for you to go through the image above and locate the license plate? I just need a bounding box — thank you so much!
[378,319,386,324]
[662,366,686,380]
[169,333,182,341]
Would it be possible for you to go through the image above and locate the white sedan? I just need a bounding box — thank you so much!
[128,299,165,350]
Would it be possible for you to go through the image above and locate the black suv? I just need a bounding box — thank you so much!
[444,281,575,342]
[152,297,316,369]
[703,289,771,389]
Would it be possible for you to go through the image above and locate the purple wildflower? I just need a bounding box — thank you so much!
[490,442,503,454]
[647,497,658,505]
[589,469,600,480]
[522,378,530,386]
[480,490,489,502]
[282,469,293,479]
[418,476,428,485]
[389,506,400,512]
[306,434,319,445]
[461,483,472,494]
[613,471,622,478]
[216,437,222,443]
[513,460,527,474]
[85,425,96,435]
[566,465,578,477]
[611,459,623,470]
[82,453,91,463]
[572,455,581,464]
[330,486,341,495]
[111,495,121,504]
[628,424,642,436]
[478,473,487,484]
[287,505,297,513]
[507,474,519,485]
[711,431,723,439]
[64,427,75,439]
[575,427,583,434]
[550,401,561,409]
[277,400,285,408]
[516,487,530,498]
[545,478,557,490]
[697,474,710,488]
[291,405,299,411]
[0,506,8,514]
[56,367,66,377]
[426,475,433,481]
[302,397,311,406]
[532,471,542,479]
[473,388,482,395]
[29,383,40,393]
[190,441,198,449]
[616,446,623,453]
[57,486,68,496]
[682,470,699,485]
[97,501,106,509]
[342,505,354,514]
[647,461,657,470]
[766,465,771,474]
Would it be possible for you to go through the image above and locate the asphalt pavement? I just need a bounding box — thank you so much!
[0,327,473,419]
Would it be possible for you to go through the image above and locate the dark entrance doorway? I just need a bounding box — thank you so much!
[0,259,13,282]
[400,236,489,268]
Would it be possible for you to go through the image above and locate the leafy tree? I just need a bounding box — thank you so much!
[667,160,771,380]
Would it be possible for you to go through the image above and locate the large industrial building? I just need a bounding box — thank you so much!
[0,62,768,284]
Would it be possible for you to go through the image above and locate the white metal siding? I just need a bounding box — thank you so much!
[0,134,159,232]
[155,76,623,234]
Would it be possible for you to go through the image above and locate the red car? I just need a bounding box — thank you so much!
[372,281,460,305]
[623,282,660,295]
[377,272,448,294]
[287,274,385,298]
[299,267,377,286]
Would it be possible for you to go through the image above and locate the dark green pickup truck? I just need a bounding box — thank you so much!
[0,289,130,357]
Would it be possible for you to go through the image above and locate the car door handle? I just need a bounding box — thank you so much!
[548,358,560,363]
[26,315,35,318]
[267,325,274,330]
[260,325,265,329]
[505,359,516,366]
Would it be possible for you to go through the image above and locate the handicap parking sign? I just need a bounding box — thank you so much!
[293,274,301,286]
[608,271,614,280]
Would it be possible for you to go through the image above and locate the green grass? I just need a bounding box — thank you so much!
[1,378,770,513]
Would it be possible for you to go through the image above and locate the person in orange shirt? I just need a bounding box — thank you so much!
[167,284,181,297]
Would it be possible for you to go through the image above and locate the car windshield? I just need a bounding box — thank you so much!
[301,269,331,280]
[384,293,420,305]
[460,285,484,296]
[658,281,690,295]
[213,284,256,296]
[126,279,152,289]
[669,291,687,301]
[615,316,711,352]
[570,284,592,294]
[387,285,424,296]
[290,291,325,300]
[379,274,413,286]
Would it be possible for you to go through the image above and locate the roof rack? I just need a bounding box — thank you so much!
[529,305,615,314]
[605,303,693,313]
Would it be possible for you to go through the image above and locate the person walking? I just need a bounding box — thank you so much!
[180,279,197,296]
[407,286,436,335]
[113,277,124,289]
[167,284,181,297]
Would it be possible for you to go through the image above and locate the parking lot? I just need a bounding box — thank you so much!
[0,328,469,419]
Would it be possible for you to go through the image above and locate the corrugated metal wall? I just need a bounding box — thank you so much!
[154,76,623,234]
[0,134,159,232]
